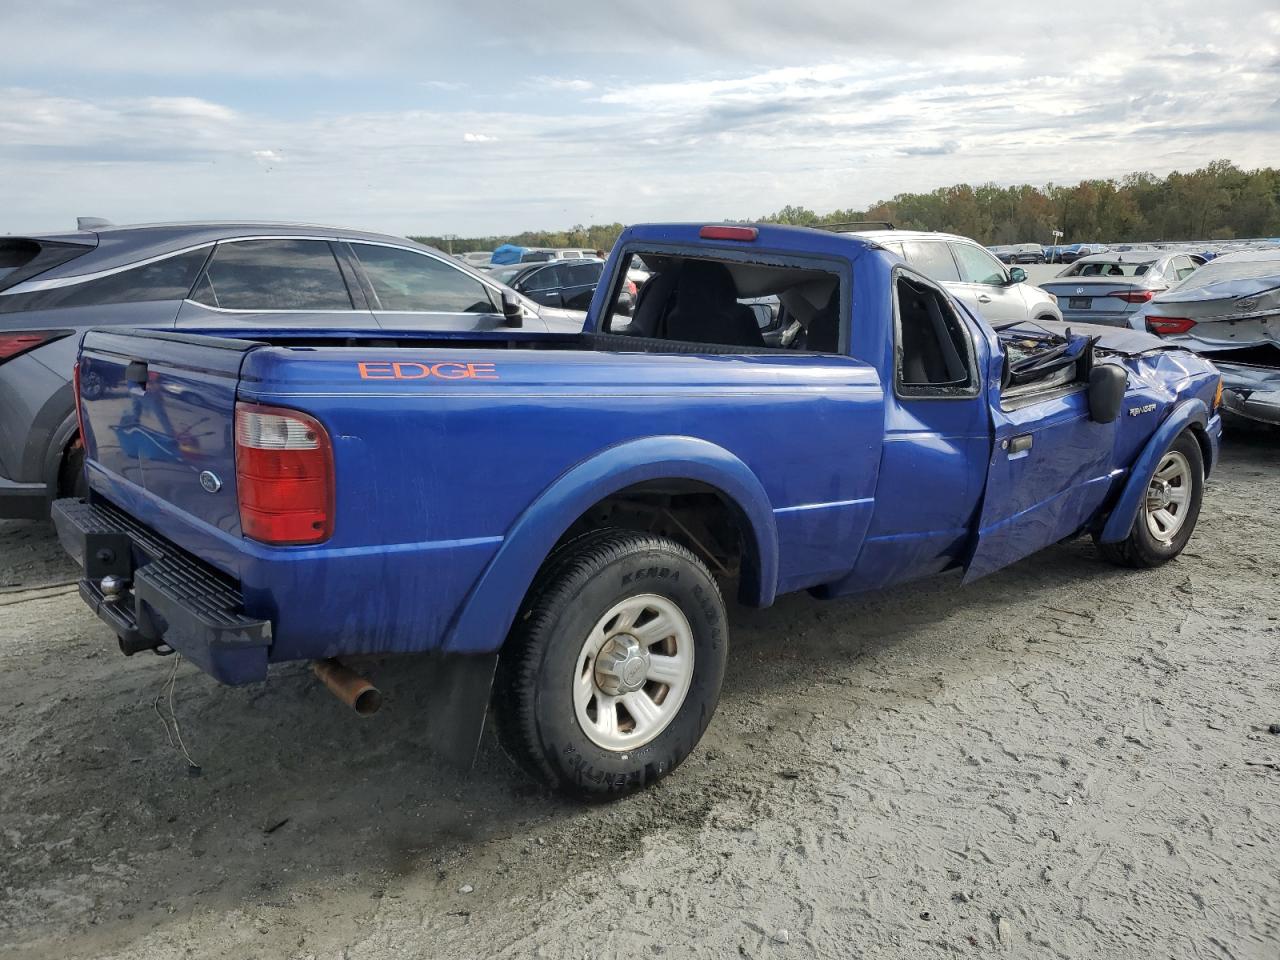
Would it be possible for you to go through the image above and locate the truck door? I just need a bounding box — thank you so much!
[965,340,1120,581]
[836,271,991,594]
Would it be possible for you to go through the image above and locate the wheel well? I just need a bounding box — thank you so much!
[1187,423,1213,478]
[553,479,762,605]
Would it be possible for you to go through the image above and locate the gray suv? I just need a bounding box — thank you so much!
[0,221,582,519]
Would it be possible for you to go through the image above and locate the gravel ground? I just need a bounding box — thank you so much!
[1,434,1278,960]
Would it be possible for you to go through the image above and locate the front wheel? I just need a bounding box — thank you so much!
[1095,430,1204,568]
[493,528,728,796]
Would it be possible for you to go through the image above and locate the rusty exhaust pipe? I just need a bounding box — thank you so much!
[312,658,382,716]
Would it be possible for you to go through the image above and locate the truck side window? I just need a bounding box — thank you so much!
[895,276,976,397]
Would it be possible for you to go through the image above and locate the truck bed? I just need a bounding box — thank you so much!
[71,324,884,679]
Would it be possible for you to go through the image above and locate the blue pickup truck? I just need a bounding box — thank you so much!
[53,222,1223,795]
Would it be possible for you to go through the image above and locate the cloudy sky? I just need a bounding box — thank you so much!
[3,0,1278,236]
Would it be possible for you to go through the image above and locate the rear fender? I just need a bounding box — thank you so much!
[441,436,779,654]
[1097,398,1209,543]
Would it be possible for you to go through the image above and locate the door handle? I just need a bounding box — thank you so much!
[1007,434,1033,455]
[977,294,992,304]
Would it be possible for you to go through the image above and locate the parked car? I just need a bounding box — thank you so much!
[1010,243,1046,264]
[53,221,1221,797]
[1130,249,1280,426]
[0,220,582,520]
[848,229,1063,325]
[454,251,493,268]
[1038,252,1204,327]
[488,259,634,313]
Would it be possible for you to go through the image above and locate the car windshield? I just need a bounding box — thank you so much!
[1064,260,1155,277]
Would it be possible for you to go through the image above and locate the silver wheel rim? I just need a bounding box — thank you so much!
[573,594,695,752]
[1143,450,1193,543]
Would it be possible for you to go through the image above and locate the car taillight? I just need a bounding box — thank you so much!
[1146,316,1196,336]
[0,330,65,364]
[626,280,638,297]
[1110,290,1155,303]
[73,360,87,453]
[234,402,334,545]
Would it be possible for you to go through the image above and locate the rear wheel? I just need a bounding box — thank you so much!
[493,528,728,796]
[1095,430,1203,568]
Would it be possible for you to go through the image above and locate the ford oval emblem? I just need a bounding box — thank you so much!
[199,470,223,494]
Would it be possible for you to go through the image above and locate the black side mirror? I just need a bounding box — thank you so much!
[1008,267,1027,284]
[501,290,523,328]
[1088,363,1127,423]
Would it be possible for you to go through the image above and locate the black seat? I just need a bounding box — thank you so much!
[628,266,679,337]
[805,289,840,352]
[664,260,764,348]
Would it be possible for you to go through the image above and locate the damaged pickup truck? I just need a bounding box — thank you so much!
[1132,249,1280,427]
[53,223,1223,795]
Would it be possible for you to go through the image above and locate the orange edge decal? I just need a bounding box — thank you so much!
[357,361,499,381]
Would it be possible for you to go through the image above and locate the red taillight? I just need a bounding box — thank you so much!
[73,360,87,452]
[234,402,334,545]
[626,280,638,296]
[0,331,62,363]
[1110,290,1155,303]
[1146,316,1196,336]
[699,225,758,242]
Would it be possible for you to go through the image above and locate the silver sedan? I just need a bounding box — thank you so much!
[1038,251,1203,327]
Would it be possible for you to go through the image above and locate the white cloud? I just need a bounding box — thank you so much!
[0,1,1277,234]
[532,76,594,92]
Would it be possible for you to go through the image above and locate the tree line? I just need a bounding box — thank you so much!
[412,160,1280,253]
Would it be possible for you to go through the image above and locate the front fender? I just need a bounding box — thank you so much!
[441,435,780,654]
[1098,398,1209,544]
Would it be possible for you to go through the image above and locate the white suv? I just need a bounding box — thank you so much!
[847,229,1063,326]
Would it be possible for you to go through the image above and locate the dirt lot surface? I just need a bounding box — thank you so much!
[2,434,1278,960]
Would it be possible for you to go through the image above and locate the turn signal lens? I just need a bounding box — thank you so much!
[1146,316,1196,336]
[1214,377,1223,411]
[234,402,334,545]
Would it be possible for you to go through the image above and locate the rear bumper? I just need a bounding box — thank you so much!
[0,473,48,520]
[52,497,272,684]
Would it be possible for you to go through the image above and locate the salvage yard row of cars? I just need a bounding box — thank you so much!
[2,220,1277,530]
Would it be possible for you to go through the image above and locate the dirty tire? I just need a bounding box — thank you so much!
[493,528,728,797]
[1095,429,1204,568]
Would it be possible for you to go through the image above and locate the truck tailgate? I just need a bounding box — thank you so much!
[78,329,255,550]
